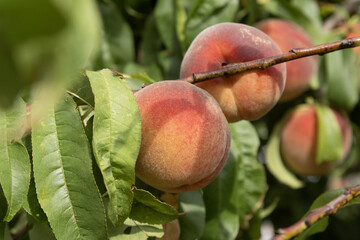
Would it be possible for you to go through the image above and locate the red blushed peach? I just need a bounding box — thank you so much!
[180,22,286,122]
[280,105,352,176]
[134,81,230,193]
[256,19,318,102]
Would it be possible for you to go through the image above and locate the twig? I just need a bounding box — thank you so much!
[179,37,360,84]
[272,184,360,240]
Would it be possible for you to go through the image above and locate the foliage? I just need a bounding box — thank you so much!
[0,0,360,239]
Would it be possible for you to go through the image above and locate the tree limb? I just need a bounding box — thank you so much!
[272,184,360,240]
[179,37,360,84]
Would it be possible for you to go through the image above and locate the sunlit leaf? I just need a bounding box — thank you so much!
[32,96,107,240]
[88,69,141,225]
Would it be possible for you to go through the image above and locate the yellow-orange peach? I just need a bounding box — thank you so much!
[134,81,230,193]
[180,22,286,122]
[256,19,318,102]
[280,105,352,176]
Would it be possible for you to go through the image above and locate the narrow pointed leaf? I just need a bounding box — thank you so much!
[32,96,107,240]
[130,188,180,224]
[87,69,141,225]
[0,98,30,221]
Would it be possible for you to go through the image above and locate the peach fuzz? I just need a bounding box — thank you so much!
[180,22,286,122]
[134,81,230,193]
[256,19,318,102]
[280,105,352,176]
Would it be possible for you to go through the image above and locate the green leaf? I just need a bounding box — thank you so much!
[294,188,344,240]
[266,110,304,189]
[98,2,135,67]
[184,0,239,48]
[138,14,163,65]
[129,188,180,225]
[202,120,265,240]
[31,96,107,240]
[108,218,164,240]
[315,104,343,164]
[88,69,141,225]
[178,190,205,240]
[28,216,56,240]
[325,49,359,111]
[154,0,183,57]
[69,72,95,107]
[122,62,159,90]
[202,153,239,240]
[23,177,47,222]
[0,98,30,221]
[229,121,267,226]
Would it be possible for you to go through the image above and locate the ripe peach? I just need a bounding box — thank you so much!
[280,105,352,176]
[180,22,286,122]
[256,19,318,102]
[134,81,230,193]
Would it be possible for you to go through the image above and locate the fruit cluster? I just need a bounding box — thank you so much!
[133,20,353,193]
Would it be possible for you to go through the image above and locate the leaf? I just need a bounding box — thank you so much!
[266,110,304,189]
[129,188,180,225]
[184,0,239,48]
[98,2,135,67]
[325,49,359,111]
[69,71,95,107]
[315,104,343,164]
[108,218,164,240]
[31,96,107,240]
[229,121,267,226]
[0,98,31,221]
[88,69,141,225]
[28,216,56,240]
[202,120,266,240]
[202,153,239,240]
[178,190,205,240]
[23,177,47,222]
[154,0,183,57]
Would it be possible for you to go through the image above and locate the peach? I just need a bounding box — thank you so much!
[256,19,318,102]
[280,105,352,176]
[134,81,230,193]
[180,22,286,122]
